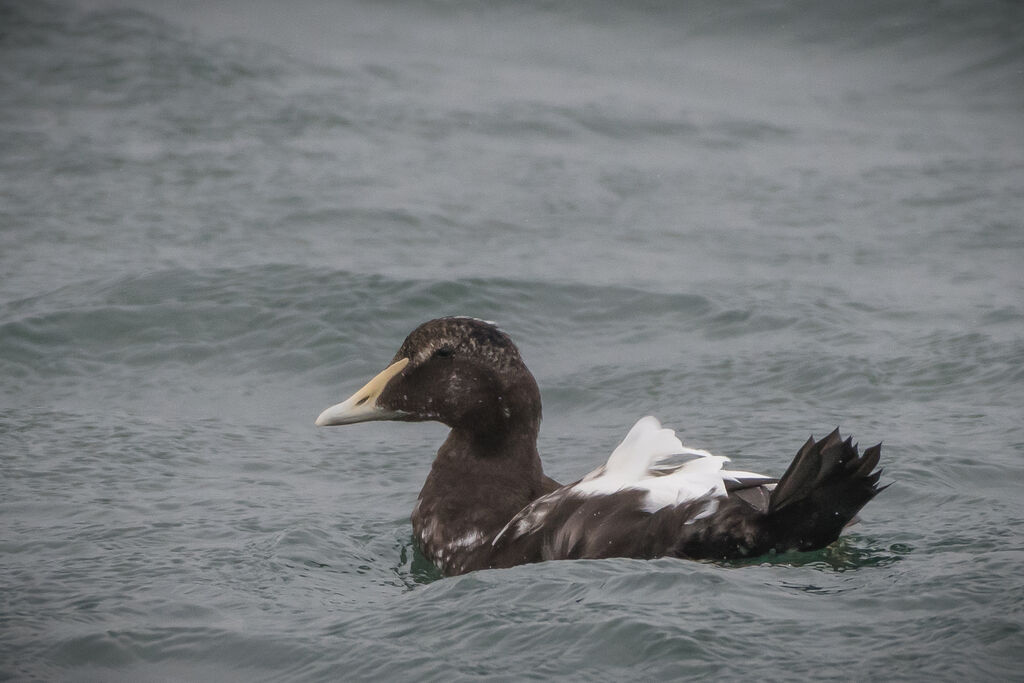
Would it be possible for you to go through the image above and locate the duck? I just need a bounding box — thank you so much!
[315,316,886,576]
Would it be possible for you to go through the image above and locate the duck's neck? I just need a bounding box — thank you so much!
[438,425,544,489]
[412,421,544,573]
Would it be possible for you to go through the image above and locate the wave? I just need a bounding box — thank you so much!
[10,0,1023,117]
[3,265,1020,420]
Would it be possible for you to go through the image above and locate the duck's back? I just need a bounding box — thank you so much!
[483,419,884,569]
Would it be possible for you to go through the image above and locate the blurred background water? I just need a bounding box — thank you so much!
[1,0,1023,680]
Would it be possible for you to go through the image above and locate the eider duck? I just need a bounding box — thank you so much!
[316,317,886,576]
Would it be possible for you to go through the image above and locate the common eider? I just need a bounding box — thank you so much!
[316,317,886,576]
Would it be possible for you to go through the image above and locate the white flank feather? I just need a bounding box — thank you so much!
[573,416,772,512]
[641,456,731,510]
[576,416,683,489]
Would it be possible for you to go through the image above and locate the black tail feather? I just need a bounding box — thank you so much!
[766,429,886,553]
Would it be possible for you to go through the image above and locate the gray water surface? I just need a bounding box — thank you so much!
[2,1,1023,680]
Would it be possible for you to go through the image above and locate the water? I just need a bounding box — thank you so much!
[2,0,1023,679]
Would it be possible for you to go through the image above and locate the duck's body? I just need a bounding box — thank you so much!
[316,317,886,577]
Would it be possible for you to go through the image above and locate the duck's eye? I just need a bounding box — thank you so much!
[435,347,455,359]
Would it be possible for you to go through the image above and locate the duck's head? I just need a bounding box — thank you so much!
[315,317,542,434]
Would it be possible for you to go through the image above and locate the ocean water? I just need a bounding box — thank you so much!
[2,0,1023,680]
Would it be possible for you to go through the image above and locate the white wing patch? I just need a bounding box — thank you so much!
[575,416,773,512]
[494,416,774,544]
[591,415,687,483]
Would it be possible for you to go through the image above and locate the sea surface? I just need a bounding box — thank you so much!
[2,0,1023,680]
